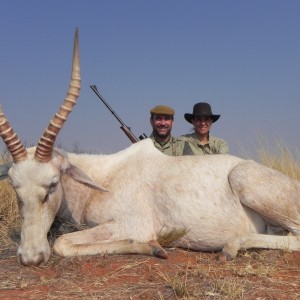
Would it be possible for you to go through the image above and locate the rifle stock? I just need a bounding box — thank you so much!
[90,84,146,143]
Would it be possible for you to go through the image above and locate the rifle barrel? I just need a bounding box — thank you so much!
[90,85,126,127]
[90,84,139,142]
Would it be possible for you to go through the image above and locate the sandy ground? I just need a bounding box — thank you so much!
[1,244,300,300]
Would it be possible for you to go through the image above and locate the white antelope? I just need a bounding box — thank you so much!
[1,29,300,267]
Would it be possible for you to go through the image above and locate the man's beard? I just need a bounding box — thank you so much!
[153,126,171,139]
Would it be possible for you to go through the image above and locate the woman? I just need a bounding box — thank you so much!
[178,102,229,155]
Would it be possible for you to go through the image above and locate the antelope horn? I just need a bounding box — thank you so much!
[0,105,28,163]
[34,28,81,163]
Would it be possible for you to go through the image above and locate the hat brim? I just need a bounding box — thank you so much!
[184,113,220,124]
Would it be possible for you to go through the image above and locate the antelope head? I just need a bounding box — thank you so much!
[0,29,81,266]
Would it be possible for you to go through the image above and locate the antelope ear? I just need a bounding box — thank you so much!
[52,150,108,192]
[65,164,109,192]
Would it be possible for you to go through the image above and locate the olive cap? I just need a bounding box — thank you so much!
[150,105,175,116]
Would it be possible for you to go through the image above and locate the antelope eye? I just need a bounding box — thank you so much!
[41,181,58,203]
[48,182,58,194]
[43,194,49,204]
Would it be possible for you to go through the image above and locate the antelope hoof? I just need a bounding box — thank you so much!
[153,247,168,259]
[220,250,235,261]
[149,240,168,259]
[222,241,239,261]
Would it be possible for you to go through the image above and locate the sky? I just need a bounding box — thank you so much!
[0,1,299,157]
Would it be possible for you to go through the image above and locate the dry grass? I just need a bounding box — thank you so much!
[242,135,300,181]
[0,233,300,299]
[258,146,300,181]
[0,180,19,251]
[157,227,190,248]
[156,249,300,299]
[158,264,191,298]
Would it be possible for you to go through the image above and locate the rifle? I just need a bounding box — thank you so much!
[90,84,147,143]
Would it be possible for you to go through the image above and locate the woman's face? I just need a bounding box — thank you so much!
[191,116,213,137]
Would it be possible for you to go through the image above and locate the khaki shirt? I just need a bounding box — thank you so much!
[177,133,229,155]
[150,134,185,156]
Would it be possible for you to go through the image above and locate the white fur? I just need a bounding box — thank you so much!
[8,138,300,266]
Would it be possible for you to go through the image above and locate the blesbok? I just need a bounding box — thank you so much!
[1,29,300,267]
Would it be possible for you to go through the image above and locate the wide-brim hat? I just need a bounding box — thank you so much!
[184,102,220,124]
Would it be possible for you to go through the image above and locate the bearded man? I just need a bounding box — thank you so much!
[149,105,184,156]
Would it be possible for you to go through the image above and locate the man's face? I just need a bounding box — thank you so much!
[192,116,213,137]
[150,114,173,139]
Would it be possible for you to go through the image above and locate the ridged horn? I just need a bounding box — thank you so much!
[0,105,28,163]
[34,28,81,163]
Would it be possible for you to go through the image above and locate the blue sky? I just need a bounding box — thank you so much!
[0,1,299,157]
